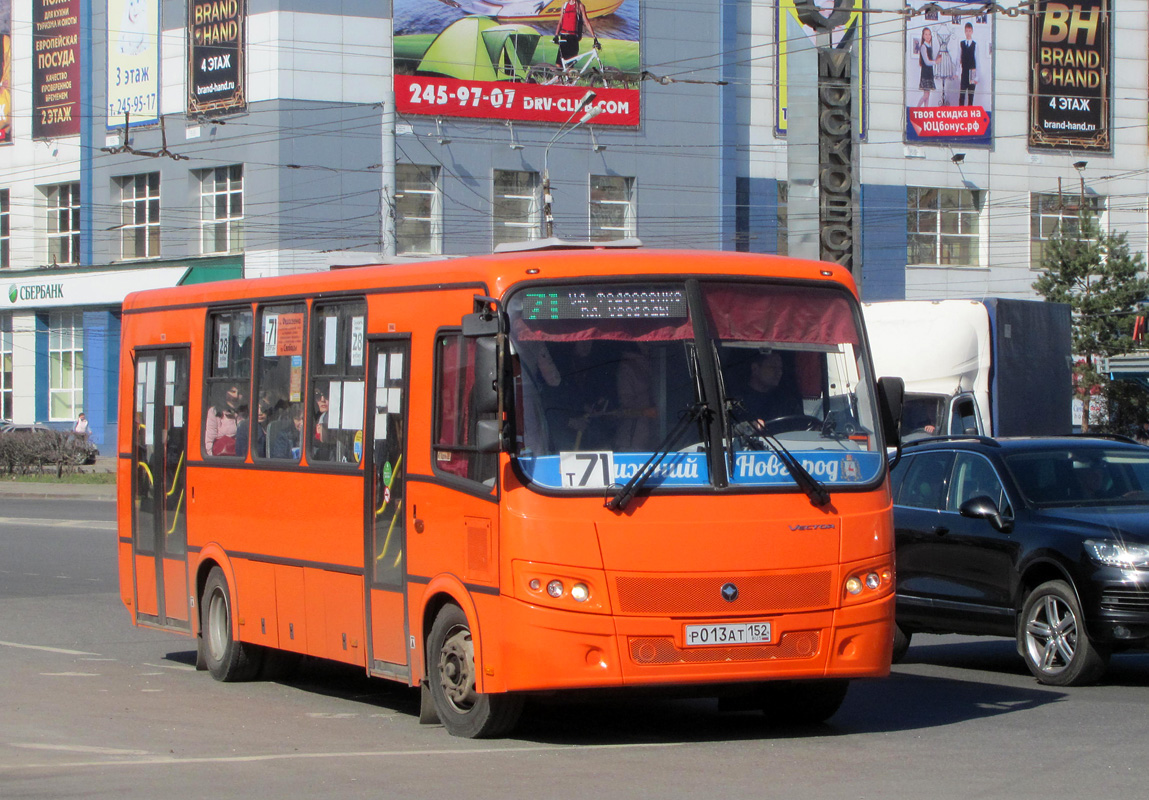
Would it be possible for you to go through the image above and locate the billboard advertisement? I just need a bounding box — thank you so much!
[0,0,10,144]
[188,0,245,117]
[904,3,993,146]
[1028,0,1110,152]
[107,0,160,129]
[394,0,640,127]
[774,0,866,137]
[32,0,81,139]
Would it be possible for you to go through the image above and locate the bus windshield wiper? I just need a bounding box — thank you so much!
[606,403,708,512]
[732,414,831,508]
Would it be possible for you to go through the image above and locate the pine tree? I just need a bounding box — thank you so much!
[1032,211,1149,431]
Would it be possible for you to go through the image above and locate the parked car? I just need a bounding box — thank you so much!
[890,435,1149,686]
[0,422,98,465]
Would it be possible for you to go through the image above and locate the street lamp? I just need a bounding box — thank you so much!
[1074,160,1088,205]
[541,91,602,239]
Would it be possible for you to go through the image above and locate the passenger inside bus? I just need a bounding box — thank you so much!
[205,381,246,457]
[313,385,333,460]
[271,403,303,459]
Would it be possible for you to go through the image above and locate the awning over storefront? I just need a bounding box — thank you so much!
[1108,351,1149,390]
[4,257,244,311]
[6,267,189,310]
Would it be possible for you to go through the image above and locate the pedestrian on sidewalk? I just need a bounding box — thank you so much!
[73,412,90,441]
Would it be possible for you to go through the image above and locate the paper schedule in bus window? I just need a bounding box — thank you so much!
[324,317,339,364]
[343,381,366,429]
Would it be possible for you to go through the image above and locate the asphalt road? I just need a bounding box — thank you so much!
[3,499,1149,798]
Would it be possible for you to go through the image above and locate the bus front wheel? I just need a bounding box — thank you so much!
[201,566,262,682]
[753,679,849,725]
[426,604,523,738]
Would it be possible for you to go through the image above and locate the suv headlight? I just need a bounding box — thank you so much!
[1085,539,1149,568]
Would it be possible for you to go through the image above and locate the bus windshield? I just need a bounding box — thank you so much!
[507,280,884,493]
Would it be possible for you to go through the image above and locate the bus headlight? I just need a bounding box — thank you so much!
[513,561,607,613]
[843,564,894,604]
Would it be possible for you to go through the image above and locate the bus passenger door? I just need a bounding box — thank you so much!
[365,340,410,677]
[131,349,191,630]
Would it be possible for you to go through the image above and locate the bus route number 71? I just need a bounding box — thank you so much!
[559,451,615,489]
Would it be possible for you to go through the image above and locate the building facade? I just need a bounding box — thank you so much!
[1,1,1146,448]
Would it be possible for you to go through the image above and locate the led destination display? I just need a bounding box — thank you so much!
[522,289,688,320]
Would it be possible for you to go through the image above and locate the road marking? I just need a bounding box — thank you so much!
[11,744,151,756]
[0,741,684,771]
[40,672,100,677]
[0,640,99,656]
[142,662,196,672]
[0,517,116,530]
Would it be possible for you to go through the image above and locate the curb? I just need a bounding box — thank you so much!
[0,481,116,501]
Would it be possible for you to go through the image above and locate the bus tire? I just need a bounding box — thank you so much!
[892,624,912,663]
[427,604,523,738]
[754,679,850,725]
[201,566,263,682]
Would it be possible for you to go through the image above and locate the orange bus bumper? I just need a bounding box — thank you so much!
[491,593,894,693]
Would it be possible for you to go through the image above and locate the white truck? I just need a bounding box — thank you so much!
[862,299,1072,439]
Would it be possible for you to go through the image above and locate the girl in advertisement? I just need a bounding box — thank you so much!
[917,26,936,107]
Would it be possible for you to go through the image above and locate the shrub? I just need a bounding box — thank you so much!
[0,430,93,476]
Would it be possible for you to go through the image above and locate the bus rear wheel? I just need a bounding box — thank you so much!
[427,604,523,738]
[201,566,262,682]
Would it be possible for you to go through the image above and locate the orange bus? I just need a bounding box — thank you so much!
[117,248,904,737]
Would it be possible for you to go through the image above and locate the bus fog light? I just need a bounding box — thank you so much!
[547,580,564,598]
[865,572,881,590]
[529,579,541,592]
[571,583,589,602]
[845,577,862,595]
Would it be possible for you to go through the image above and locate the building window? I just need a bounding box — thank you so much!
[1030,192,1103,270]
[118,173,160,260]
[493,169,539,248]
[1,189,9,268]
[907,187,981,267]
[199,165,243,254]
[395,164,441,255]
[1,314,12,421]
[45,183,80,266]
[590,175,635,240]
[49,310,83,421]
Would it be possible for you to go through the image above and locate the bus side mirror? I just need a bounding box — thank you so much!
[463,296,504,337]
[472,337,499,417]
[463,311,500,337]
[877,376,905,450]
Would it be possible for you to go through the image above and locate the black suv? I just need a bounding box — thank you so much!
[890,435,1149,686]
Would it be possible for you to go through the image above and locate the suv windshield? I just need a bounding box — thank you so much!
[1005,447,1149,507]
[507,280,884,493]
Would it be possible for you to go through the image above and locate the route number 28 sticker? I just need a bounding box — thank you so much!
[558,452,615,489]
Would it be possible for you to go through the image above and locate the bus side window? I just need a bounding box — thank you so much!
[433,332,497,488]
[253,303,306,461]
[205,308,253,459]
[309,301,367,465]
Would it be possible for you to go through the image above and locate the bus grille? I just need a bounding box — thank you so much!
[628,632,821,665]
[1100,588,1149,613]
[614,571,833,615]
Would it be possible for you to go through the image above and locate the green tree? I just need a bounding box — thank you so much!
[1033,211,1149,431]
